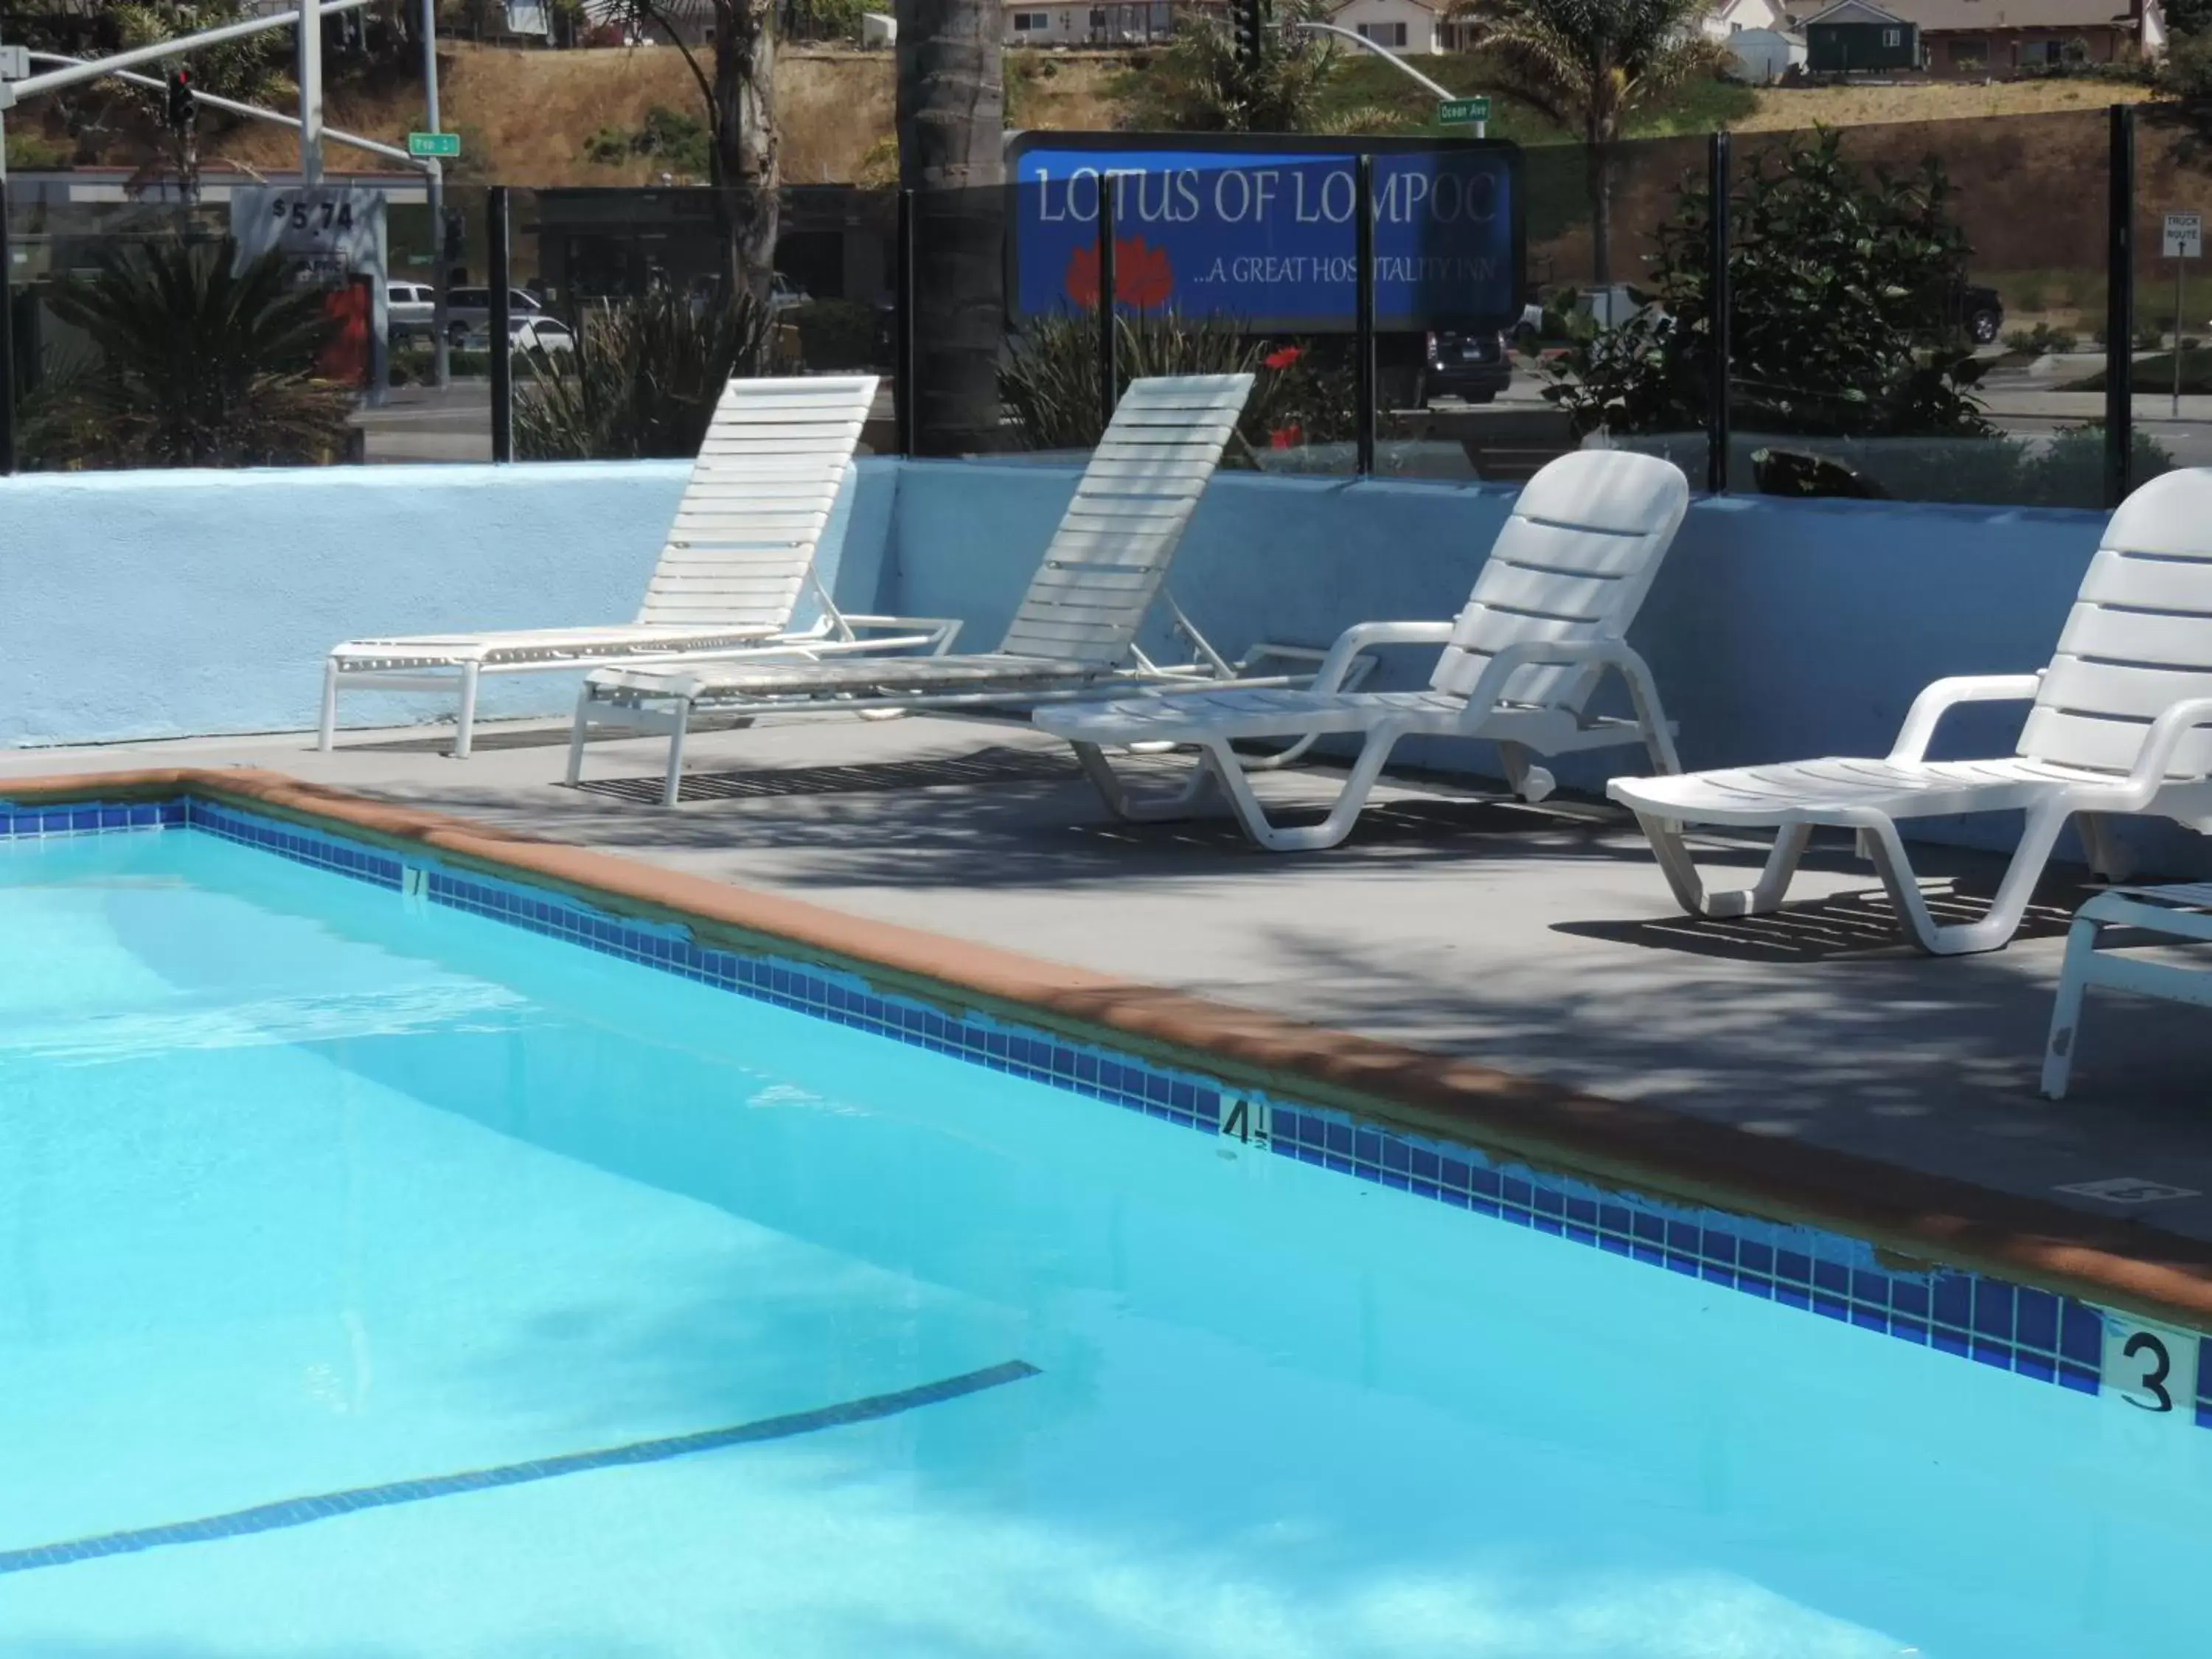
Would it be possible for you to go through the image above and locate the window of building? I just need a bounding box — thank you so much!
[1951,35,1987,66]
[1089,5,1106,24]
[1356,19,1409,45]
[1881,26,1901,45]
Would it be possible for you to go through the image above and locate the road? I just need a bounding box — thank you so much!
[350,382,494,465]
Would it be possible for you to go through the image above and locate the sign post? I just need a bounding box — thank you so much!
[1436,95,1489,137]
[2165,211,2200,417]
[407,130,460,159]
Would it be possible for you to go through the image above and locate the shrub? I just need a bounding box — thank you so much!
[25,237,351,469]
[998,310,1279,453]
[515,288,773,460]
[1547,128,1992,442]
[2003,322,2079,355]
[791,299,880,371]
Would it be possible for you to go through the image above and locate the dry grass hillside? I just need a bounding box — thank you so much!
[16,40,2184,198]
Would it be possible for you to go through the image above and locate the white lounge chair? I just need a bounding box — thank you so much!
[1031,448,1691,852]
[566,373,1270,806]
[1610,467,2212,956]
[2041,883,2212,1098]
[319,375,946,757]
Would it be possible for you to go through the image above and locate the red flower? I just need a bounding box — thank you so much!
[1269,425,1303,450]
[1062,237,1175,310]
[1264,345,1304,371]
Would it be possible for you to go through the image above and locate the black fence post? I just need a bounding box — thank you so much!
[1354,153,1376,477]
[0,175,15,478]
[1097,176,1118,431]
[894,187,916,456]
[1707,131,1731,496]
[488,185,514,465]
[2106,103,2135,509]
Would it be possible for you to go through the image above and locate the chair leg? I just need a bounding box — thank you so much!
[1497,742,1556,804]
[1204,728,1402,852]
[453,663,481,759]
[2076,811,2135,883]
[2041,911,2103,1099]
[566,683,597,787]
[1635,815,1811,920]
[317,659,340,753]
[1859,800,2070,955]
[1070,741,1220,822]
[661,697,694,808]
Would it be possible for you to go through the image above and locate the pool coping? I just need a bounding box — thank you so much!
[13,763,2212,1334]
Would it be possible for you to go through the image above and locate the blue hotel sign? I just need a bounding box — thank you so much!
[1006,133,1523,333]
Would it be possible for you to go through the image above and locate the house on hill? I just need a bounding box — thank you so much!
[1802,0,2166,75]
[1325,0,1450,53]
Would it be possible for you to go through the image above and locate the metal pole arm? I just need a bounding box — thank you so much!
[21,49,430,173]
[1,0,369,109]
[1292,22,1456,100]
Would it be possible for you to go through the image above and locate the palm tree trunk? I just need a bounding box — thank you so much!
[897,0,1006,455]
[716,0,781,310]
[1585,135,1613,288]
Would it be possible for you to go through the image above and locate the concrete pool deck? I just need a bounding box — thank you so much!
[8,712,2212,1265]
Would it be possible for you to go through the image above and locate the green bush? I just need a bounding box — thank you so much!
[515,289,773,460]
[791,299,879,371]
[2003,321,2078,356]
[1548,129,1991,443]
[25,237,352,470]
[998,310,1279,454]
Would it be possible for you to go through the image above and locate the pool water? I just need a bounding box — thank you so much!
[1,827,2207,1658]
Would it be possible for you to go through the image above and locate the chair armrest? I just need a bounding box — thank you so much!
[830,615,964,655]
[2122,695,2212,801]
[1311,620,1457,695]
[1885,673,2044,763]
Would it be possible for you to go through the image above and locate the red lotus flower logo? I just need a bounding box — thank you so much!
[1063,237,1175,310]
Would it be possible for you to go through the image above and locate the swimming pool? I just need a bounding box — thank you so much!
[3,796,2210,1658]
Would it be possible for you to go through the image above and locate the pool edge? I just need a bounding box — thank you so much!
[11,762,2212,1334]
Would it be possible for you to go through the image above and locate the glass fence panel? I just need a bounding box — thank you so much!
[1422,131,1714,490]
[2129,111,2208,495]
[1725,109,2111,509]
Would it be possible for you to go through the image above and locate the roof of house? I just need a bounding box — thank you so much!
[1326,0,1446,13]
[1800,0,1909,24]
[1809,0,2141,27]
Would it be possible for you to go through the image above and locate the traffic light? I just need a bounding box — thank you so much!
[1233,0,1266,69]
[442,207,466,263]
[164,68,195,134]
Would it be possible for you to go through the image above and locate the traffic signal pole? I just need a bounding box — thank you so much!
[422,0,448,389]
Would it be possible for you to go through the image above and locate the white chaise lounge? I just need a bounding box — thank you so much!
[319,375,944,757]
[1032,448,1691,852]
[566,373,1269,806]
[2041,883,2212,1098]
[1610,467,2212,956]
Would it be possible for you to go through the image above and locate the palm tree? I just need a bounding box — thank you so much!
[896,0,1004,453]
[1448,0,1727,285]
[30,237,352,468]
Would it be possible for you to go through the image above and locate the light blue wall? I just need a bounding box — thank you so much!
[13,452,2202,866]
[0,458,896,746]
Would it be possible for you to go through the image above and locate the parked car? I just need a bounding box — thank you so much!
[458,316,577,357]
[1955,283,2004,346]
[444,286,548,344]
[386,281,435,341]
[770,273,810,314]
[1417,328,1514,406]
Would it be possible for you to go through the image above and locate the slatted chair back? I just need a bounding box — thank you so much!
[1427,449,1690,712]
[998,374,1255,664]
[2021,467,2212,779]
[633,375,880,632]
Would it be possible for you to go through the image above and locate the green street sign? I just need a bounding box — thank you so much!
[407,131,462,159]
[1436,96,1490,127]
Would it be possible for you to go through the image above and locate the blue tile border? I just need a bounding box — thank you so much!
[12,793,2208,1427]
[0,798,181,839]
[0,1359,1039,1577]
